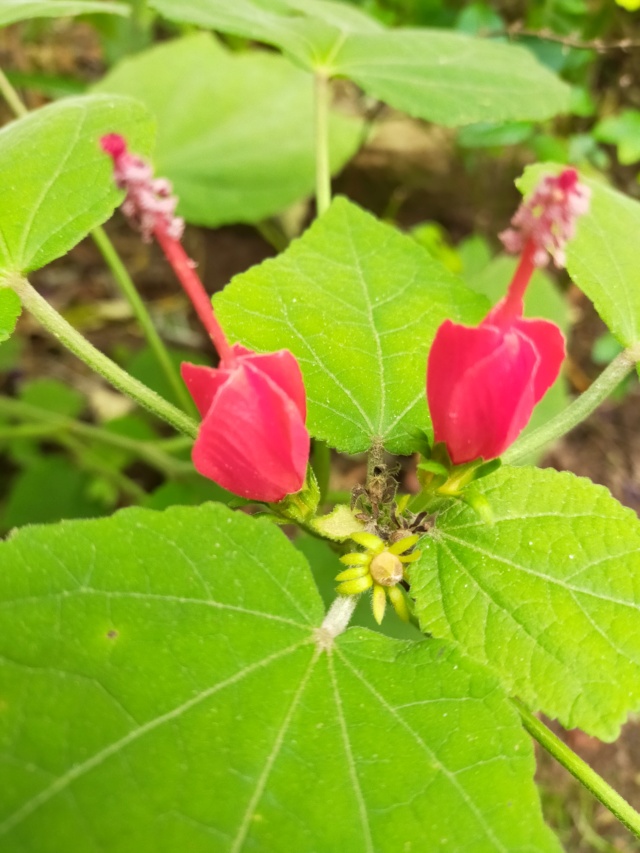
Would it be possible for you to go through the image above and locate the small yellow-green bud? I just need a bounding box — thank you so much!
[387,585,410,622]
[335,565,368,582]
[336,574,373,595]
[372,584,386,625]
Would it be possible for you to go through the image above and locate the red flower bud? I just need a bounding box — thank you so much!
[427,313,565,465]
[427,169,590,465]
[181,345,310,502]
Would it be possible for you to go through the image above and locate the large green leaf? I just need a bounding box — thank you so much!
[0,503,560,851]
[0,0,129,26]
[150,0,569,126]
[410,466,640,741]
[215,197,487,454]
[94,34,361,227]
[519,165,640,351]
[329,30,570,126]
[0,95,154,276]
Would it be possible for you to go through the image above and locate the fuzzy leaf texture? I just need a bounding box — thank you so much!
[215,197,487,454]
[94,33,361,227]
[0,95,154,276]
[410,466,640,741]
[0,503,561,852]
[519,165,640,355]
[149,0,570,126]
[0,0,129,27]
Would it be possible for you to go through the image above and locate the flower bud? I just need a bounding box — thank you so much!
[182,344,310,502]
[427,168,589,465]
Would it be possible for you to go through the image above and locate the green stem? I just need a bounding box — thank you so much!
[7,275,199,439]
[515,700,640,839]
[504,346,640,465]
[314,71,331,217]
[255,220,289,253]
[312,440,331,503]
[91,225,196,416]
[60,433,147,503]
[0,66,27,118]
[0,395,193,477]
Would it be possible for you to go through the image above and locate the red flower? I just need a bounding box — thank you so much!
[102,133,310,502]
[182,345,309,502]
[427,169,589,465]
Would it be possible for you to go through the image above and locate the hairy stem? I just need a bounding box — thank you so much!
[504,346,640,465]
[312,440,331,503]
[92,225,196,416]
[0,395,194,477]
[314,72,331,217]
[7,275,199,438]
[515,701,640,839]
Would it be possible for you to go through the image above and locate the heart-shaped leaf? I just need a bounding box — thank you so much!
[0,94,154,276]
[215,197,488,454]
[0,502,560,851]
[411,466,640,740]
[94,33,361,227]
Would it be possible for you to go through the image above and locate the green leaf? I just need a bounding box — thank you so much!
[593,110,640,165]
[150,0,570,126]
[0,503,559,850]
[0,94,154,276]
[20,378,85,418]
[0,0,129,26]
[410,466,640,740]
[216,197,487,454]
[149,0,382,70]
[329,30,570,126]
[0,288,21,342]
[94,34,361,227]
[1,455,106,530]
[518,164,640,350]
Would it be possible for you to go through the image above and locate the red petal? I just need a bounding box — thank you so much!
[511,317,565,403]
[235,347,306,421]
[180,362,231,417]
[191,362,309,502]
[427,320,539,464]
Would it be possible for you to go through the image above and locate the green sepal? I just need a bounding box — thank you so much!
[471,458,502,482]
[311,504,365,542]
[270,465,320,523]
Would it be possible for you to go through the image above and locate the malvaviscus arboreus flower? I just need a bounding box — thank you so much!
[101,133,310,502]
[181,346,309,502]
[427,168,590,466]
[336,532,421,624]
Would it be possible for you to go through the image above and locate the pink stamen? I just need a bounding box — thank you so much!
[500,168,591,269]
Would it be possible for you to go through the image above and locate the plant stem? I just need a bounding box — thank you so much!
[60,433,147,504]
[312,440,331,503]
[0,66,27,118]
[314,71,331,217]
[153,225,235,365]
[0,395,194,477]
[515,700,640,839]
[504,346,640,465]
[91,224,196,416]
[7,275,199,439]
